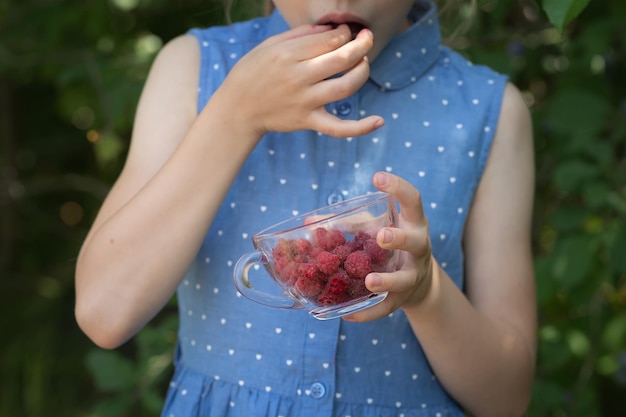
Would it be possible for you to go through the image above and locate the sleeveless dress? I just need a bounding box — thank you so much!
[161,1,507,416]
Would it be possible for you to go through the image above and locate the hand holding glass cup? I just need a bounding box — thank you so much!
[233,192,399,319]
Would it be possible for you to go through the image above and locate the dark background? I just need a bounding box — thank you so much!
[1,0,625,416]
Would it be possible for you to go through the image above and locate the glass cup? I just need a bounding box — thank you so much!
[233,192,399,320]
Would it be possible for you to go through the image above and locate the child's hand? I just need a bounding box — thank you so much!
[211,24,384,138]
[344,172,434,322]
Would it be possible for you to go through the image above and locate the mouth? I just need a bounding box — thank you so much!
[317,15,369,40]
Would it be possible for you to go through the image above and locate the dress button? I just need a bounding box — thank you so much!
[327,192,344,205]
[336,101,352,116]
[310,382,326,399]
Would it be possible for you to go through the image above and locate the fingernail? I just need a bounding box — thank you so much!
[382,228,393,244]
[375,171,388,186]
[368,274,382,288]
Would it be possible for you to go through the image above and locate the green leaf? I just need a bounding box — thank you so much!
[583,181,612,210]
[546,90,611,136]
[548,207,587,232]
[135,316,178,363]
[567,329,590,357]
[609,226,626,275]
[553,159,599,192]
[597,354,619,375]
[141,386,166,414]
[85,349,136,392]
[468,50,513,75]
[90,394,134,417]
[531,379,566,409]
[551,234,595,289]
[535,257,558,306]
[603,315,626,351]
[93,132,126,168]
[539,337,571,372]
[542,0,591,33]
[583,141,614,168]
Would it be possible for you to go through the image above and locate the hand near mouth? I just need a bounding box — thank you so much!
[211,23,384,139]
[316,14,370,41]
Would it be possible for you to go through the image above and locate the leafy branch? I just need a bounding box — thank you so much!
[541,0,591,33]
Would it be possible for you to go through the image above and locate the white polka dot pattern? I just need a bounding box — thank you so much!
[164,1,506,416]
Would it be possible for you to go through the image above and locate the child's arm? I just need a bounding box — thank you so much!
[347,83,536,417]
[75,24,382,349]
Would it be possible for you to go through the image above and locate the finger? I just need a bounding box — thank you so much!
[342,269,423,322]
[342,293,396,322]
[305,28,374,80]
[270,24,353,61]
[376,226,431,260]
[365,269,419,294]
[308,111,384,138]
[304,212,373,229]
[303,214,330,226]
[309,55,371,103]
[260,24,334,48]
[372,172,427,227]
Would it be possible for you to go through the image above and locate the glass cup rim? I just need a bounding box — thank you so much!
[253,191,390,240]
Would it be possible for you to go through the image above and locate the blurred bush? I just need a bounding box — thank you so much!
[0,0,624,416]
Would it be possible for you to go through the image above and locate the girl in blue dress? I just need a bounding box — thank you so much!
[75,0,537,416]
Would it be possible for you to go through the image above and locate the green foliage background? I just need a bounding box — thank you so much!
[1,0,624,416]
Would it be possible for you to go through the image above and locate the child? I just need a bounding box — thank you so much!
[75,0,537,416]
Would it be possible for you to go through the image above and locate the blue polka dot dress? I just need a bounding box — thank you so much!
[162,1,508,416]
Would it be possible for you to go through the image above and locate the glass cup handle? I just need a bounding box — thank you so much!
[233,251,300,309]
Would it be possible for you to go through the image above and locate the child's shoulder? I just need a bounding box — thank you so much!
[432,45,509,107]
[439,45,508,85]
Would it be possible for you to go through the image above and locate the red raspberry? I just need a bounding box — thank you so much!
[326,269,350,294]
[312,227,346,251]
[324,229,346,251]
[295,238,312,255]
[332,244,352,263]
[298,262,321,280]
[311,228,328,249]
[273,238,296,261]
[348,277,370,298]
[295,276,324,297]
[316,251,341,275]
[352,231,371,250]
[317,272,351,305]
[309,246,324,261]
[294,253,309,263]
[271,225,386,305]
[276,261,299,286]
[344,250,372,279]
[317,291,348,306]
[364,238,389,266]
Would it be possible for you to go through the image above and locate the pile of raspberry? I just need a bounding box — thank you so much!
[271,227,392,306]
